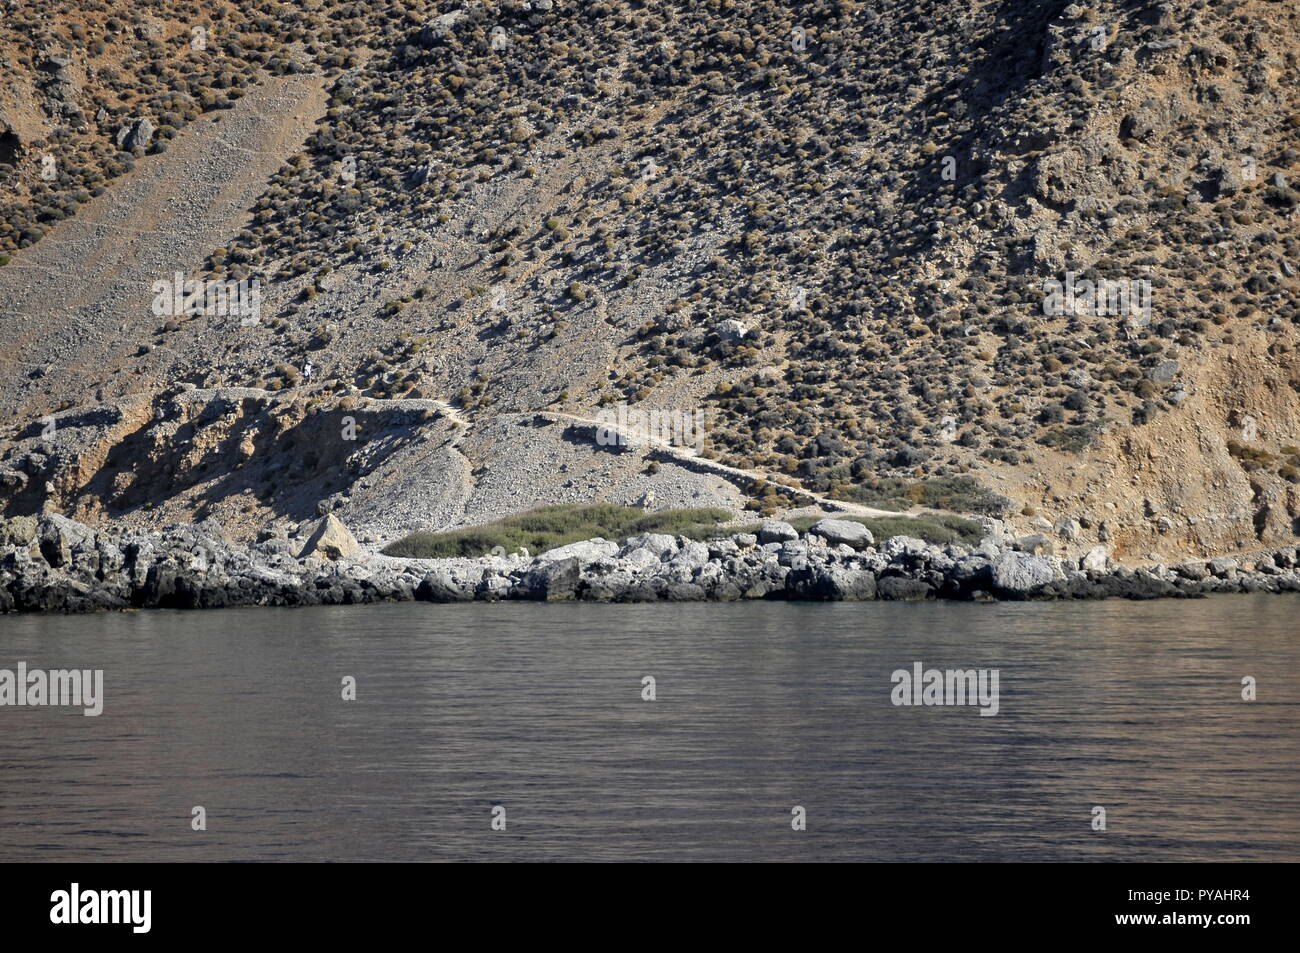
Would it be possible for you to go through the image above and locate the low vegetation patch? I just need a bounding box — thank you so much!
[828,476,1010,516]
[1227,439,1276,470]
[382,504,734,558]
[1039,423,1102,453]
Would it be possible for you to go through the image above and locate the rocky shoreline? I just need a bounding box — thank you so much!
[2,513,1300,615]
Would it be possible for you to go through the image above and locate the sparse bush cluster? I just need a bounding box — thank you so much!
[382,503,734,557]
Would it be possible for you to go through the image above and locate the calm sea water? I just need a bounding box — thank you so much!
[1,597,1297,862]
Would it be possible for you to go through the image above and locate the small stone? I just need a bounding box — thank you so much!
[1147,360,1180,383]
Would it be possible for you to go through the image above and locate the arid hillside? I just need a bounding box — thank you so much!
[0,0,1298,563]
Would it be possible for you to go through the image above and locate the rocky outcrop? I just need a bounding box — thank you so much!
[115,117,154,152]
[4,514,1300,615]
[298,514,360,560]
[990,551,1062,596]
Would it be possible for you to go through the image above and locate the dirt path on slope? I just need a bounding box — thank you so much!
[533,410,912,518]
[426,403,917,521]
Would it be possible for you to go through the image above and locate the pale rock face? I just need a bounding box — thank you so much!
[991,551,1060,592]
[622,547,661,569]
[298,513,360,561]
[717,319,748,343]
[879,535,928,561]
[536,537,619,564]
[808,518,874,550]
[1055,517,1082,541]
[758,520,798,544]
[619,533,677,560]
[674,541,711,570]
[1081,546,1109,573]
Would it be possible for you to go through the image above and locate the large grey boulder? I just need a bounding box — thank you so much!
[717,319,748,343]
[672,540,711,571]
[38,514,95,569]
[951,554,992,587]
[619,533,676,560]
[808,518,874,550]
[784,564,877,601]
[476,571,514,601]
[879,535,929,561]
[991,551,1059,594]
[622,546,662,570]
[416,568,474,602]
[660,541,711,583]
[519,556,582,601]
[777,540,809,567]
[422,10,465,44]
[256,537,296,557]
[876,576,934,601]
[1147,360,1180,383]
[1209,557,1239,578]
[1212,162,1243,198]
[1055,517,1082,541]
[758,520,798,544]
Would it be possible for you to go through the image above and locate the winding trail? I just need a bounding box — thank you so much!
[434,401,918,521]
[533,410,911,518]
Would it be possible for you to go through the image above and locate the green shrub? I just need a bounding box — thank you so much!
[1227,440,1275,469]
[383,504,735,558]
[828,476,1009,515]
[1039,423,1100,453]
